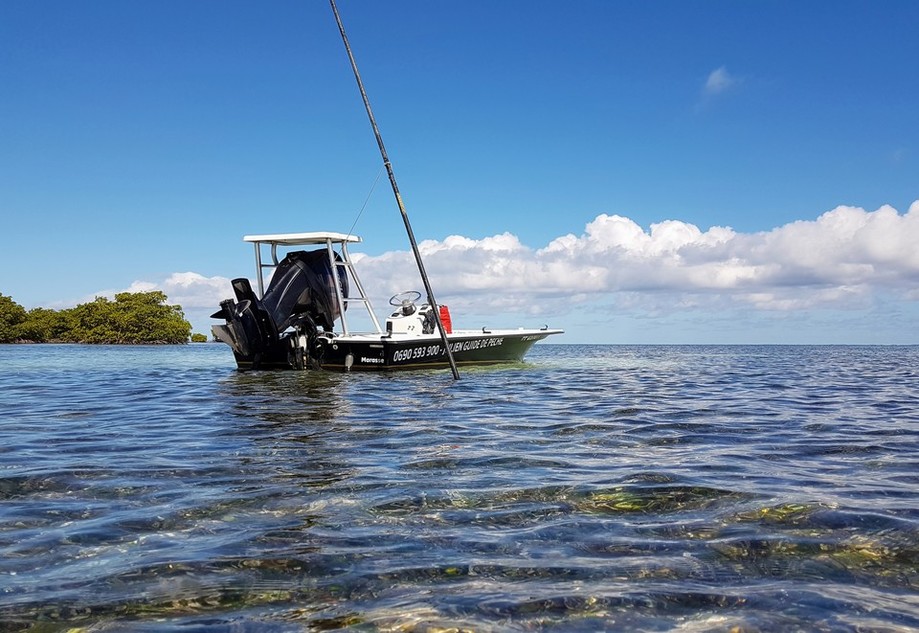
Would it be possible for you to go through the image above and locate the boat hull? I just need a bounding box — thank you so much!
[226,329,560,371]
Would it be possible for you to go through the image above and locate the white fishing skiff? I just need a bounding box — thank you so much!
[212,231,562,371]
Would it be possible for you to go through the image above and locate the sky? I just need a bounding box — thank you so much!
[2,0,918,344]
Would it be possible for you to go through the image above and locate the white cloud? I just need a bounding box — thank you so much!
[351,201,919,317]
[703,66,739,96]
[109,201,919,339]
[90,273,233,309]
[145,272,234,309]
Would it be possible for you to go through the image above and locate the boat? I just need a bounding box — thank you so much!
[211,231,562,371]
[211,2,562,373]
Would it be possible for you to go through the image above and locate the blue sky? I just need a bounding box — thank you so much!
[2,1,917,343]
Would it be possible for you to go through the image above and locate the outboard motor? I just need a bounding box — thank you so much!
[212,250,347,369]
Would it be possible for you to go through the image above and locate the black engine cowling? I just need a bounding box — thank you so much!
[211,250,347,368]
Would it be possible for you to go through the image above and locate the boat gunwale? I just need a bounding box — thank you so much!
[321,328,564,343]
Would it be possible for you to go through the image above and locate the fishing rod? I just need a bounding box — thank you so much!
[329,0,460,380]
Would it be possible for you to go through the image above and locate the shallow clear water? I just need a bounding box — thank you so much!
[1,344,918,631]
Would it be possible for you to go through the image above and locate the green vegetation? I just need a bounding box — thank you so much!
[190,333,208,343]
[0,291,192,344]
[0,294,27,342]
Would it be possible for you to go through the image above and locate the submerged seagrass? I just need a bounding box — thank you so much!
[1,344,918,630]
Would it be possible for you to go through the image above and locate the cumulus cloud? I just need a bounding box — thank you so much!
[132,272,234,309]
[351,201,919,316]
[91,272,233,309]
[114,201,919,331]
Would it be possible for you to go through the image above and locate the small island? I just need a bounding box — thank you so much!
[0,291,198,344]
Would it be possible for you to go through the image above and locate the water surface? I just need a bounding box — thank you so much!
[1,344,918,631]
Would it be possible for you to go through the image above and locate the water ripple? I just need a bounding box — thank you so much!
[1,344,918,630]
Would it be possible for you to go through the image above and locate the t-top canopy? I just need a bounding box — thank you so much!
[243,232,362,246]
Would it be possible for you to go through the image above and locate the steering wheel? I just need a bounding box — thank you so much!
[389,290,422,306]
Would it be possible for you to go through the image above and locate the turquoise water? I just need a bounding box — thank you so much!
[1,344,918,631]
